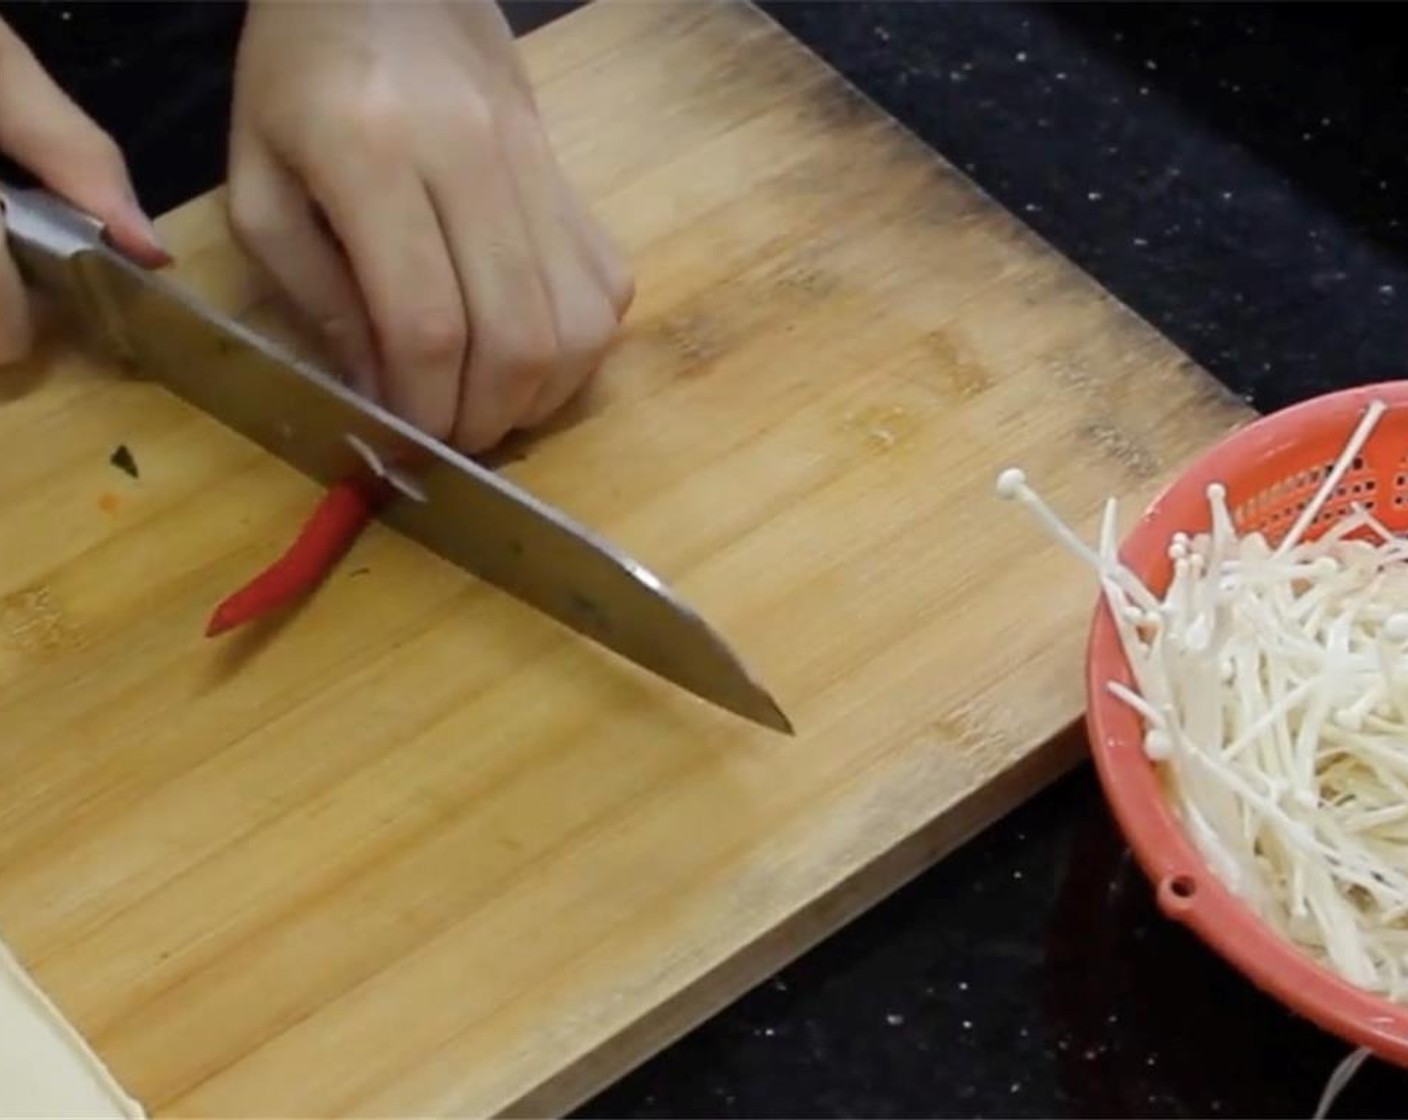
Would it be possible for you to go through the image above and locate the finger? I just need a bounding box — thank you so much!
[517,280,613,429]
[526,121,634,319]
[503,124,624,427]
[227,136,380,398]
[551,170,635,320]
[0,22,167,268]
[427,110,559,452]
[295,132,466,442]
[0,233,33,366]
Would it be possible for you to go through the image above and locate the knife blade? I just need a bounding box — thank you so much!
[0,182,792,734]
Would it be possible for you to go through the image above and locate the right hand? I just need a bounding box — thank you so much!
[0,17,169,365]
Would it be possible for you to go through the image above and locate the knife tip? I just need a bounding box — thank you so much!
[751,690,795,736]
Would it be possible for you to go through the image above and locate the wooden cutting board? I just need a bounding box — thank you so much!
[0,0,1251,1115]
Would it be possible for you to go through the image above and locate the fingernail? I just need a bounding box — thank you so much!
[109,212,171,267]
[141,214,170,256]
[125,204,170,257]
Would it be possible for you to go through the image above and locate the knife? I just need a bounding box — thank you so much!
[0,182,792,734]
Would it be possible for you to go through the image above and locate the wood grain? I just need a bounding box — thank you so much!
[0,1,1250,1115]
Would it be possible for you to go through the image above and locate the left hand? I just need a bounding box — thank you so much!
[226,0,634,454]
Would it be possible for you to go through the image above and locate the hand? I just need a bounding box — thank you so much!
[227,0,634,454]
[0,18,168,365]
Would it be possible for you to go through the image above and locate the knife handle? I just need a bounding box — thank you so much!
[0,181,108,286]
[0,181,131,357]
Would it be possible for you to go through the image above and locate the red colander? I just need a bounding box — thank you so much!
[1085,380,1408,1065]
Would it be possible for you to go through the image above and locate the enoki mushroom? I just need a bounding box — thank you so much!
[998,400,1408,1002]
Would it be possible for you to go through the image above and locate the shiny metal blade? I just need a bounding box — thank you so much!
[1,183,791,733]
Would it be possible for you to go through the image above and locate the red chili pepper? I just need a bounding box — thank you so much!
[205,475,391,638]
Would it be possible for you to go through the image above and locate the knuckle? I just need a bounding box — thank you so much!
[491,317,559,381]
[327,84,408,156]
[506,333,558,378]
[226,179,272,244]
[449,93,497,142]
[394,305,466,370]
[484,302,560,380]
[226,168,292,252]
[610,267,636,317]
[347,84,400,132]
[556,297,620,365]
[579,219,635,318]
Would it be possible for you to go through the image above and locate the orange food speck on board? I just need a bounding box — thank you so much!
[97,493,121,514]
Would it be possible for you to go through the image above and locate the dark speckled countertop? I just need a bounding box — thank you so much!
[5,1,1408,1115]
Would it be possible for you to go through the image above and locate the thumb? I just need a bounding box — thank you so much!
[0,21,169,268]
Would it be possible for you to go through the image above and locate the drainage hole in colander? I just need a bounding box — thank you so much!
[1159,873,1199,915]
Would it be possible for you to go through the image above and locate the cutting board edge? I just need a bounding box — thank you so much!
[736,0,1258,437]
[497,722,1089,1119]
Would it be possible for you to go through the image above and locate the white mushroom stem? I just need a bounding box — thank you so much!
[994,398,1408,1003]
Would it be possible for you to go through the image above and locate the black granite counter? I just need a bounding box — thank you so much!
[4,1,1408,1115]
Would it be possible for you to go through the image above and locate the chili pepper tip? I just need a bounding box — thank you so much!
[205,602,239,638]
[202,477,384,640]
